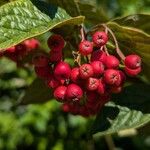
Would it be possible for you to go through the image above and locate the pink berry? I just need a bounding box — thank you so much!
[47,34,65,51]
[49,50,62,63]
[70,67,80,83]
[105,55,120,69]
[79,40,93,56]
[91,61,104,76]
[91,50,107,63]
[125,54,141,69]
[86,77,99,91]
[79,64,93,79]
[97,79,106,95]
[125,66,141,77]
[104,69,120,85]
[6,46,16,53]
[32,53,49,67]
[92,31,108,47]
[66,84,83,102]
[54,61,71,81]
[54,85,67,102]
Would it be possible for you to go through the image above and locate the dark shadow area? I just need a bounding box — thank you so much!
[91,107,119,134]
[31,0,58,19]
[112,83,150,113]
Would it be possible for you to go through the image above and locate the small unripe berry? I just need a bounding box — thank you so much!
[54,61,71,81]
[79,40,93,55]
[86,77,99,91]
[62,103,70,112]
[54,85,67,102]
[91,61,104,76]
[91,50,107,63]
[32,53,49,67]
[125,54,141,69]
[110,86,122,94]
[92,31,108,47]
[47,34,65,51]
[104,69,120,85]
[49,50,62,62]
[125,66,141,76]
[70,67,80,83]
[97,79,106,95]
[66,84,83,102]
[105,55,120,69]
[79,64,94,79]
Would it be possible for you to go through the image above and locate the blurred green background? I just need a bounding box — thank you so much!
[0,0,150,150]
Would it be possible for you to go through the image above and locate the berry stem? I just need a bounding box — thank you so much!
[80,25,86,41]
[102,24,125,60]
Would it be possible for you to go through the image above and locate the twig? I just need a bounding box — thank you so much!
[105,135,116,150]
[80,25,86,41]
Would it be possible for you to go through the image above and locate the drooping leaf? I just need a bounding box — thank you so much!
[106,22,150,81]
[20,78,53,105]
[92,102,150,137]
[0,0,84,50]
[112,14,150,35]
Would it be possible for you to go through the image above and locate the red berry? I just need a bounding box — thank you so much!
[125,66,141,76]
[54,85,67,102]
[70,67,80,83]
[104,69,120,85]
[47,34,65,51]
[6,46,16,53]
[86,77,99,91]
[79,40,93,55]
[79,64,93,79]
[66,84,83,102]
[86,91,99,104]
[62,103,70,112]
[118,71,126,85]
[97,79,106,95]
[105,55,120,69]
[125,54,141,69]
[46,75,60,88]
[92,31,108,47]
[49,50,62,62]
[32,53,49,67]
[91,61,104,76]
[54,61,71,81]
[24,38,39,51]
[91,50,107,63]
[15,43,27,58]
[110,86,122,94]
[34,66,52,79]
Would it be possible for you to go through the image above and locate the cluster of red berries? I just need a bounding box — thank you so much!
[0,38,39,63]
[32,31,142,117]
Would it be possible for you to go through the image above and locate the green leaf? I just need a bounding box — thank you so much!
[112,83,150,113]
[20,78,53,105]
[92,102,150,137]
[0,0,10,7]
[112,14,150,35]
[0,0,84,50]
[106,22,150,81]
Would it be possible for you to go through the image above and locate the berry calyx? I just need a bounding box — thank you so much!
[86,77,99,91]
[54,61,71,81]
[79,64,94,79]
[54,86,67,102]
[125,54,141,69]
[104,69,120,85]
[66,84,83,102]
[79,40,93,56]
[92,31,108,47]
[105,55,120,69]
[47,34,65,51]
